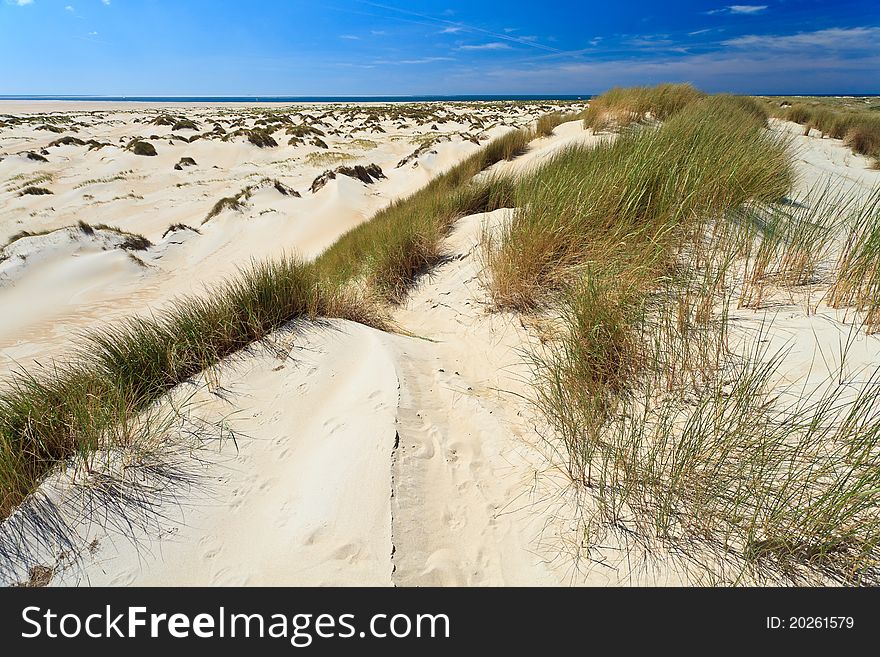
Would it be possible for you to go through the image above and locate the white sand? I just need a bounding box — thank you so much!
[2,116,879,587]
[0,101,571,373]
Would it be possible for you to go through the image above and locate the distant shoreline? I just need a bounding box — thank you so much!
[0,94,591,103]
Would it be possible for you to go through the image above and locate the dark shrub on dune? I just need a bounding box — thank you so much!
[119,234,152,251]
[268,179,300,197]
[36,124,65,134]
[310,163,386,193]
[172,119,199,131]
[162,223,201,239]
[49,136,86,147]
[151,114,177,126]
[26,152,48,162]
[246,129,278,148]
[174,156,198,170]
[19,186,53,196]
[127,140,158,156]
[204,196,245,223]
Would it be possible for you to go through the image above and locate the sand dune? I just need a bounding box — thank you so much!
[2,107,879,587]
[0,101,571,373]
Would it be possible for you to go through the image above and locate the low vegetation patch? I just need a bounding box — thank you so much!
[304,151,355,167]
[48,136,86,148]
[162,223,201,239]
[174,157,198,170]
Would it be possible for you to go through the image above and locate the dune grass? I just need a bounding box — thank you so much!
[488,95,791,311]
[769,100,880,166]
[828,188,880,332]
[581,83,706,131]
[0,258,364,516]
[535,111,584,137]
[483,88,880,582]
[315,128,527,302]
[0,128,530,518]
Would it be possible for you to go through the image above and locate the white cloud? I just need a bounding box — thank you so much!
[102,0,110,5]
[339,34,360,40]
[9,0,35,6]
[65,4,74,10]
[728,4,766,13]
[440,26,463,34]
[707,5,767,15]
[375,56,456,65]
[458,42,511,51]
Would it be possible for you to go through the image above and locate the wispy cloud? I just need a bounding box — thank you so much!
[723,26,880,50]
[65,4,74,10]
[7,0,35,6]
[361,2,561,52]
[374,56,456,65]
[707,5,767,15]
[339,34,360,40]
[452,24,880,95]
[458,42,511,51]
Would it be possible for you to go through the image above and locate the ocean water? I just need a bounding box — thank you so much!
[0,94,591,103]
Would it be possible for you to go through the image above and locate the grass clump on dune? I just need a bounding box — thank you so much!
[172,119,199,132]
[203,194,247,224]
[581,82,705,131]
[245,128,278,148]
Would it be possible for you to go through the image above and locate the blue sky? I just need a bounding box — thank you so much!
[1,0,878,95]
